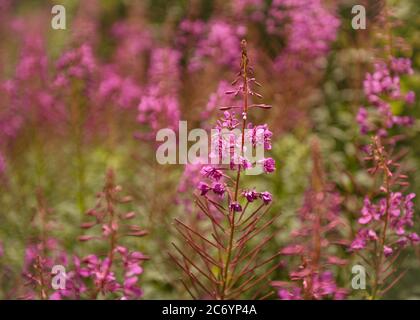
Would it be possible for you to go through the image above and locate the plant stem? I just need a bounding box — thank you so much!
[92,173,117,299]
[36,256,48,300]
[372,172,391,299]
[221,40,249,299]
[71,84,86,215]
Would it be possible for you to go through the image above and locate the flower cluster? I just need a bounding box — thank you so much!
[269,0,340,71]
[20,190,69,300]
[176,19,206,49]
[351,22,417,296]
[18,173,148,300]
[0,32,65,142]
[111,20,152,71]
[97,66,142,110]
[202,120,274,200]
[275,271,346,300]
[352,192,418,253]
[351,139,419,255]
[177,76,262,213]
[197,39,275,210]
[188,20,246,72]
[350,137,418,298]
[71,1,101,46]
[242,189,272,205]
[137,48,181,137]
[207,111,274,173]
[71,169,148,300]
[172,40,277,300]
[22,238,69,300]
[232,0,265,22]
[357,58,415,135]
[54,44,96,87]
[54,247,147,300]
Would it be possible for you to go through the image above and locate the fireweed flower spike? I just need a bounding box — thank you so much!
[21,189,68,300]
[137,47,181,139]
[350,137,418,299]
[268,0,340,73]
[356,58,415,136]
[67,169,148,300]
[171,40,277,300]
[272,140,348,300]
[351,10,417,298]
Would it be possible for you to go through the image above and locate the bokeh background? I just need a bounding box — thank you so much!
[0,0,419,299]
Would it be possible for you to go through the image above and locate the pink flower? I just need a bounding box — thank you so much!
[55,44,96,85]
[125,263,143,277]
[260,191,273,205]
[383,246,393,257]
[248,124,273,150]
[261,157,276,173]
[358,198,381,224]
[405,91,415,105]
[391,57,414,75]
[188,20,244,71]
[327,256,348,266]
[137,47,181,136]
[358,59,415,135]
[409,233,420,244]
[198,182,211,196]
[123,276,143,298]
[277,287,302,300]
[230,202,242,212]
[280,245,304,256]
[201,166,223,181]
[271,0,340,72]
[351,229,378,251]
[350,237,366,251]
[212,183,226,196]
[356,107,369,134]
[242,189,259,202]
[367,229,378,240]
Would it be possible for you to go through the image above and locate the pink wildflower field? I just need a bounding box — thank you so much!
[0,0,420,302]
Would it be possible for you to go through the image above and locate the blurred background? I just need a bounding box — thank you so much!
[0,0,419,299]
